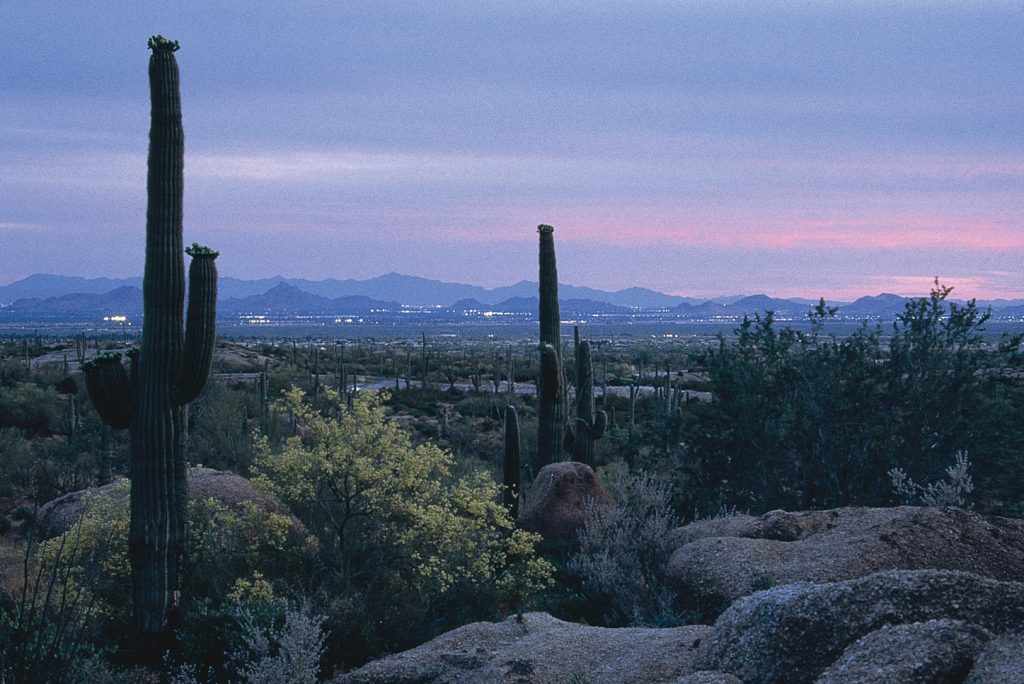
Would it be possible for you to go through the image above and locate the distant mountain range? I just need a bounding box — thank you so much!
[1,273,1022,322]
[0,272,702,309]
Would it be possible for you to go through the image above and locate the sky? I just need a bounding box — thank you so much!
[2,1,1022,300]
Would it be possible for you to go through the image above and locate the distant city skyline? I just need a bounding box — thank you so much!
[2,2,1022,300]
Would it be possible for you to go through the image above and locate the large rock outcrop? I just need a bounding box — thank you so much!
[34,467,297,539]
[517,462,613,544]
[668,506,1024,607]
[333,570,1024,683]
[815,619,990,684]
[332,504,1024,684]
[965,631,1024,683]
[696,570,1024,684]
[333,612,709,684]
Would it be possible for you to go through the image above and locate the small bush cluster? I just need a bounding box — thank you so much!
[567,468,684,627]
[889,451,975,508]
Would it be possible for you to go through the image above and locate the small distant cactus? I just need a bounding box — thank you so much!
[504,405,521,518]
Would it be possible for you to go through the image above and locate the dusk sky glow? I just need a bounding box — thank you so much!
[2,1,1022,299]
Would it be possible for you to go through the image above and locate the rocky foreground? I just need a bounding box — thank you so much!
[335,503,1024,684]
[30,466,1024,682]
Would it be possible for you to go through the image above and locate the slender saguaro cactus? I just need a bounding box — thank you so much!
[421,332,428,390]
[507,344,515,395]
[537,224,566,464]
[82,36,217,659]
[503,405,521,518]
[572,340,607,466]
[538,225,560,351]
[537,343,562,465]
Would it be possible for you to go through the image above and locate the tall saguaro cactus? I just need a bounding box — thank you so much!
[537,225,565,465]
[82,36,217,658]
[572,340,607,465]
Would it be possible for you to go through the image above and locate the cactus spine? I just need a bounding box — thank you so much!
[503,405,521,518]
[572,340,606,465]
[537,224,565,465]
[82,36,217,657]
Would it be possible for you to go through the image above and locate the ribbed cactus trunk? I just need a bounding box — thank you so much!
[503,405,521,518]
[537,225,564,465]
[537,343,562,465]
[82,37,217,661]
[572,340,606,466]
[538,225,560,352]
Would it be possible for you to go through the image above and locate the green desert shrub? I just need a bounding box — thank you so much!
[567,467,683,627]
[1,518,111,684]
[187,382,259,473]
[682,285,1024,515]
[0,382,62,435]
[5,476,317,678]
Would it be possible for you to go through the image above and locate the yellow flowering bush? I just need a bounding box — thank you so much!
[30,481,132,626]
[187,496,318,603]
[252,388,553,656]
[26,471,317,638]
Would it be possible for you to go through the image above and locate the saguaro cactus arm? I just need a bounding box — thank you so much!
[82,352,136,429]
[176,244,218,405]
[539,344,561,401]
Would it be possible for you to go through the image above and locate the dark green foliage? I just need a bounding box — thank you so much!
[0,383,62,435]
[0,428,36,498]
[175,596,295,682]
[681,287,1024,515]
[187,382,257,473]
[0,366,118,499]
[0,370,109,503]
[55,376,78,396]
